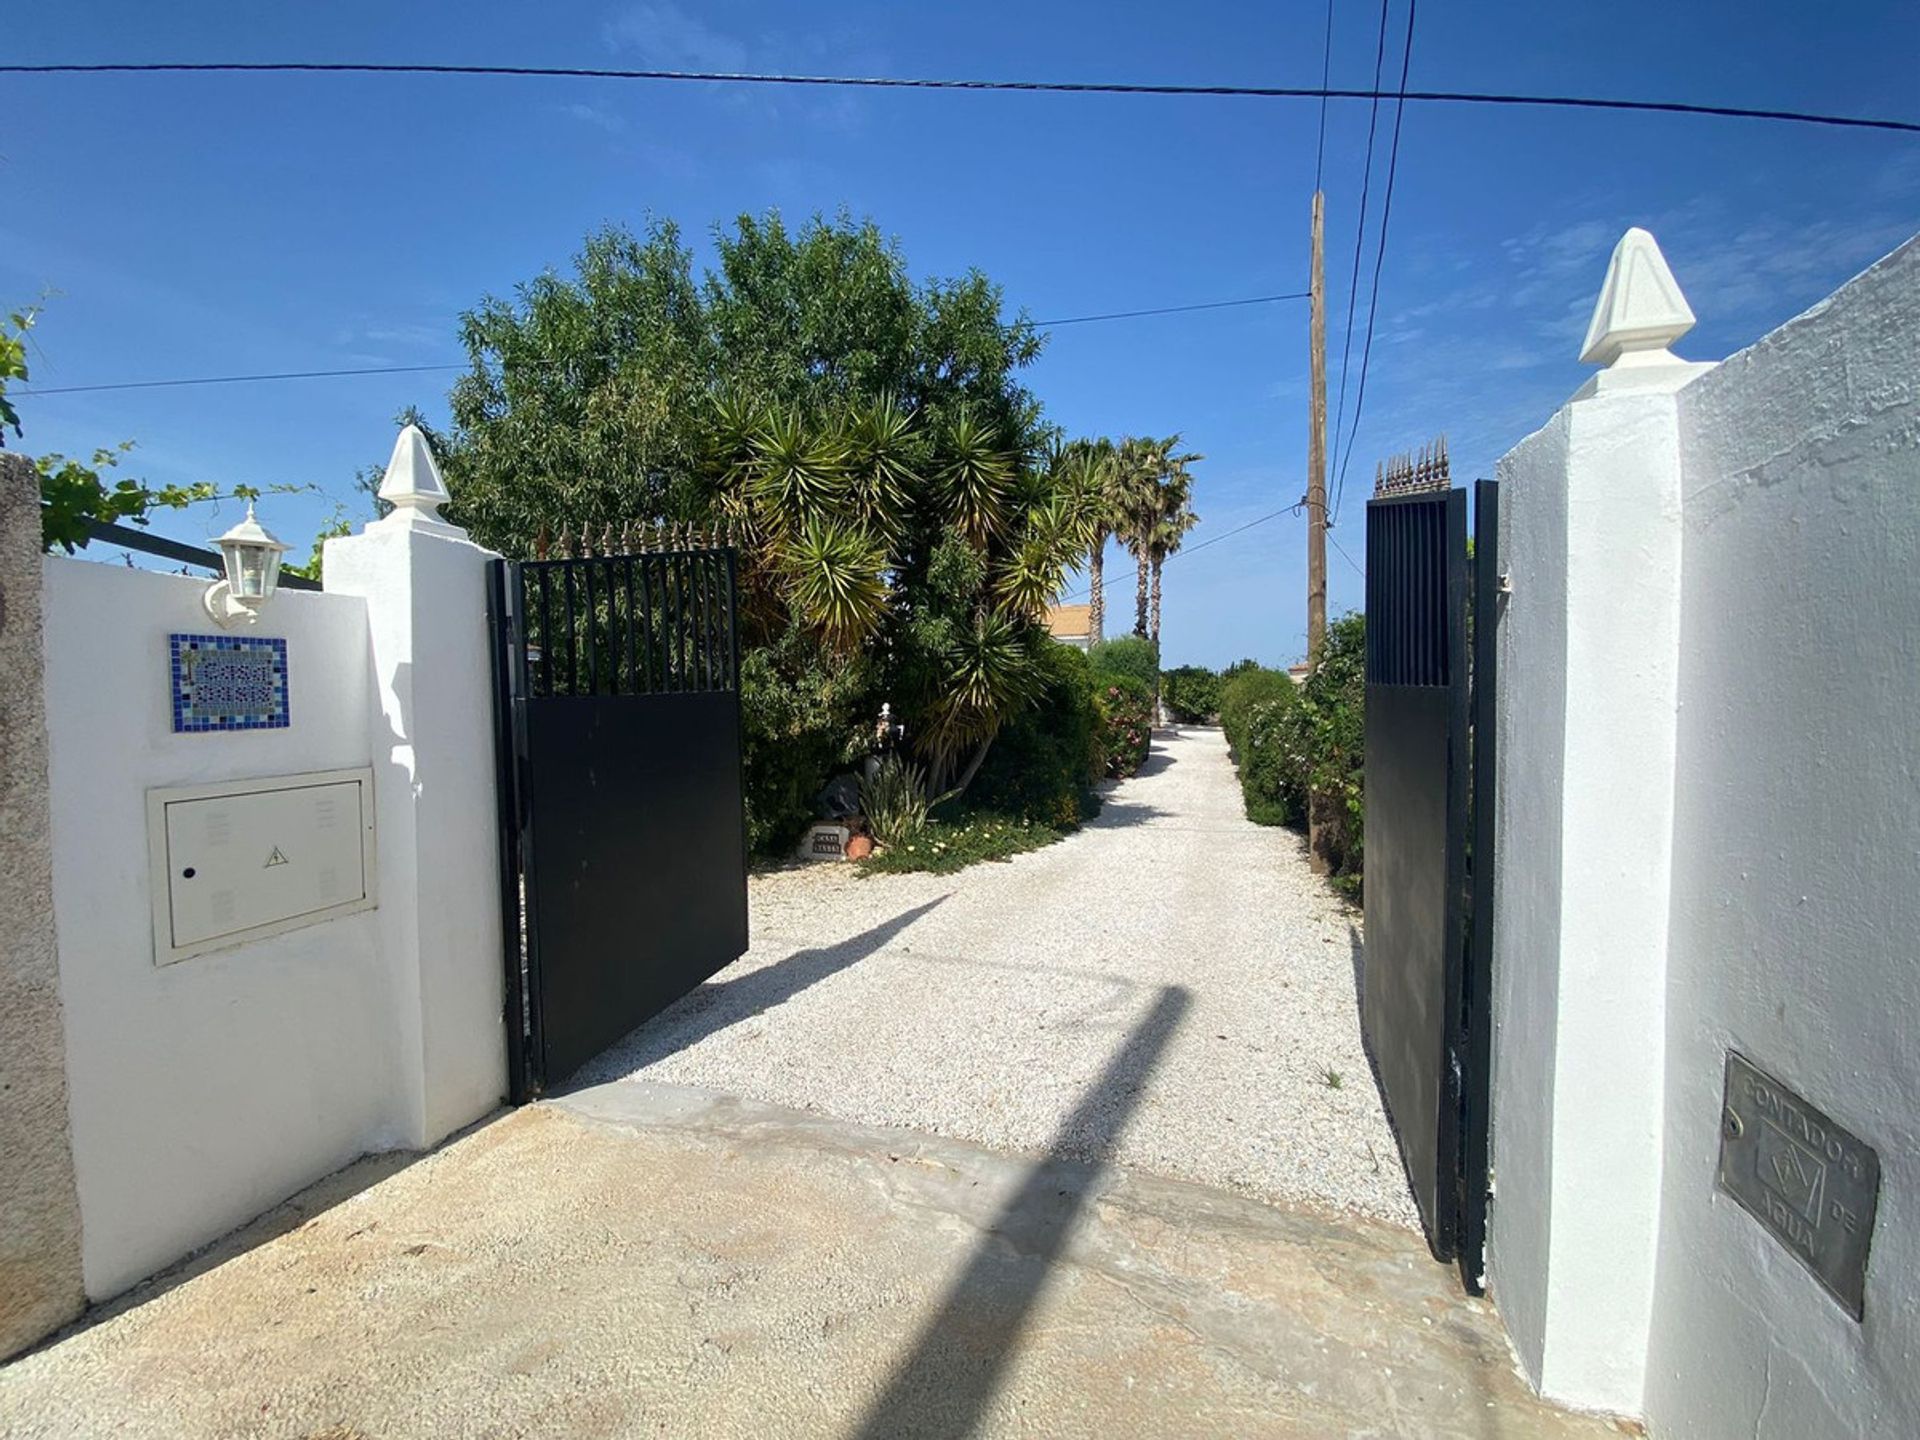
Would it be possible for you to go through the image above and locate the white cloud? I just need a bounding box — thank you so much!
[603,3,749,71]
[598,2,882,136]
[557,101,629,135]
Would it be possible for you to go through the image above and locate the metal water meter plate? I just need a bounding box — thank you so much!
[1717,1051,1880,1320]
[147,768,377,963]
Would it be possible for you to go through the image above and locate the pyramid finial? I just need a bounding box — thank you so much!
[1579,228,1696,369]
[376,424,458,532]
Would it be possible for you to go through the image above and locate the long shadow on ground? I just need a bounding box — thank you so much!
[850,984,1192,1440]
[571,898,948,1081]
[1082,799,1169,829]
[1131,746,1177,779]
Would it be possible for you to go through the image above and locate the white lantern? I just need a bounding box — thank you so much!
[203,502,290,628]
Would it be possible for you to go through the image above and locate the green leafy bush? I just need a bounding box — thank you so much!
[1288,613,1366,887]
[740,636,868,856]
[1222,615,1366,896]
[1237,699,1303,826]
[1093,674,1153,779]
[969,643,1101,827]
[860,812,1062,875]
[1087,634,1159,690]
[1219,666,1297,755]
[1161,665,1221,723]
[858,755,930,848]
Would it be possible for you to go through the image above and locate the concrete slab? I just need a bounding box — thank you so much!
[0,1082,1628,1439]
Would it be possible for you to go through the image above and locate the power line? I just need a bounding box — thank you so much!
[16,291,1312,397]
[1328,530,1366,579]
[1332,0,1417,526]
[1062,504,1297,604]
[1327,0,1392,495]
[1039,292,1308,326]
[19,361,462,396]
[3,63,1916,134]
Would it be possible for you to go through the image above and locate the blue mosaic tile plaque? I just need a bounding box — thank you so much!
[170,634,290,733]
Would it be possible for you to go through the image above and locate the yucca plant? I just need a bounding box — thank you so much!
[745,407,850,536]
[781,517,889,651]
[859,754,930,848]
[938,411,1014,545]
[841,395,920,550]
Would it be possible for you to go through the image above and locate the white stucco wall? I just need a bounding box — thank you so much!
[325,519,506,1149]
[1487,406,1571,1385]
[1489,359,1703,1412]
[1644,237,1920,1437]
[41,560,402,1299]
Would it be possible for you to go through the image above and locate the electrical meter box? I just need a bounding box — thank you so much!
[146,768,377,964]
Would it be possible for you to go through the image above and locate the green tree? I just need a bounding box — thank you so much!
[423,212,1090,811]
[1053,436,1119,643]
[1111,435,1200,640]
[1146,449,1200,649]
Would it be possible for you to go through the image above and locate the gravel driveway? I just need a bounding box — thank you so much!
[578,726,1417,1228]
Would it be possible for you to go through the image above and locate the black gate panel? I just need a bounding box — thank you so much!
[492,547,749,1098]
[522,691,747,1082]
[1363,488,1470,1264]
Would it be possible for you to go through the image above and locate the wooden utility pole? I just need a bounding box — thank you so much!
[1306,190,1329,661]
[1306,191,1332,876]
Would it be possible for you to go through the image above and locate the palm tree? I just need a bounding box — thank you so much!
[1114,437,1166,638]
[1147,459,1199,648]
[1042,438,1119,643]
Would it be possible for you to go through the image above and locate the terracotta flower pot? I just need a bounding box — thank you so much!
[845,833,875,860]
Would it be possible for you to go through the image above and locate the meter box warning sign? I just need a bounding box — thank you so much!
[145,768,377,964]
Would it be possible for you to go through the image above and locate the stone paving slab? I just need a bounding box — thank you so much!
[0,1087,1627,1439]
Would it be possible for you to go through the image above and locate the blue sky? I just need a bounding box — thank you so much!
[7,0,1917,667]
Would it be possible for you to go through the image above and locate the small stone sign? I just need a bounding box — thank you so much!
[1717,1051,1880,1320]
[170,634,290,733]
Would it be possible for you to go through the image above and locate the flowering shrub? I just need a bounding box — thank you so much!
[1228,614,1366,898]
[1095,676,1153,778]
[859,812,1061,875]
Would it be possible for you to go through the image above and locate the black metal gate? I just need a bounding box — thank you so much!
[489,545,749,1101]
[1362,480,1499,1290]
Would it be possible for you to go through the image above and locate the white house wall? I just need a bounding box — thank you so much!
[40,560,403,1300]
[1645,237,1920,1437]
[1487,404,1572,1386]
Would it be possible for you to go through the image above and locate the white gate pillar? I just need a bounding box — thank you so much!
[1486,230,1714,1413]
[325,428,505,1149]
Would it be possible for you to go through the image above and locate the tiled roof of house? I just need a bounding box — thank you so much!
[1046,603,1092,639]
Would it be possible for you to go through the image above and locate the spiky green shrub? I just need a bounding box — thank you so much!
[859,754,931,849]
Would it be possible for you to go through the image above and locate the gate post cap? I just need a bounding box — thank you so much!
[1579,228,1696,368]
[375,424,458,532]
